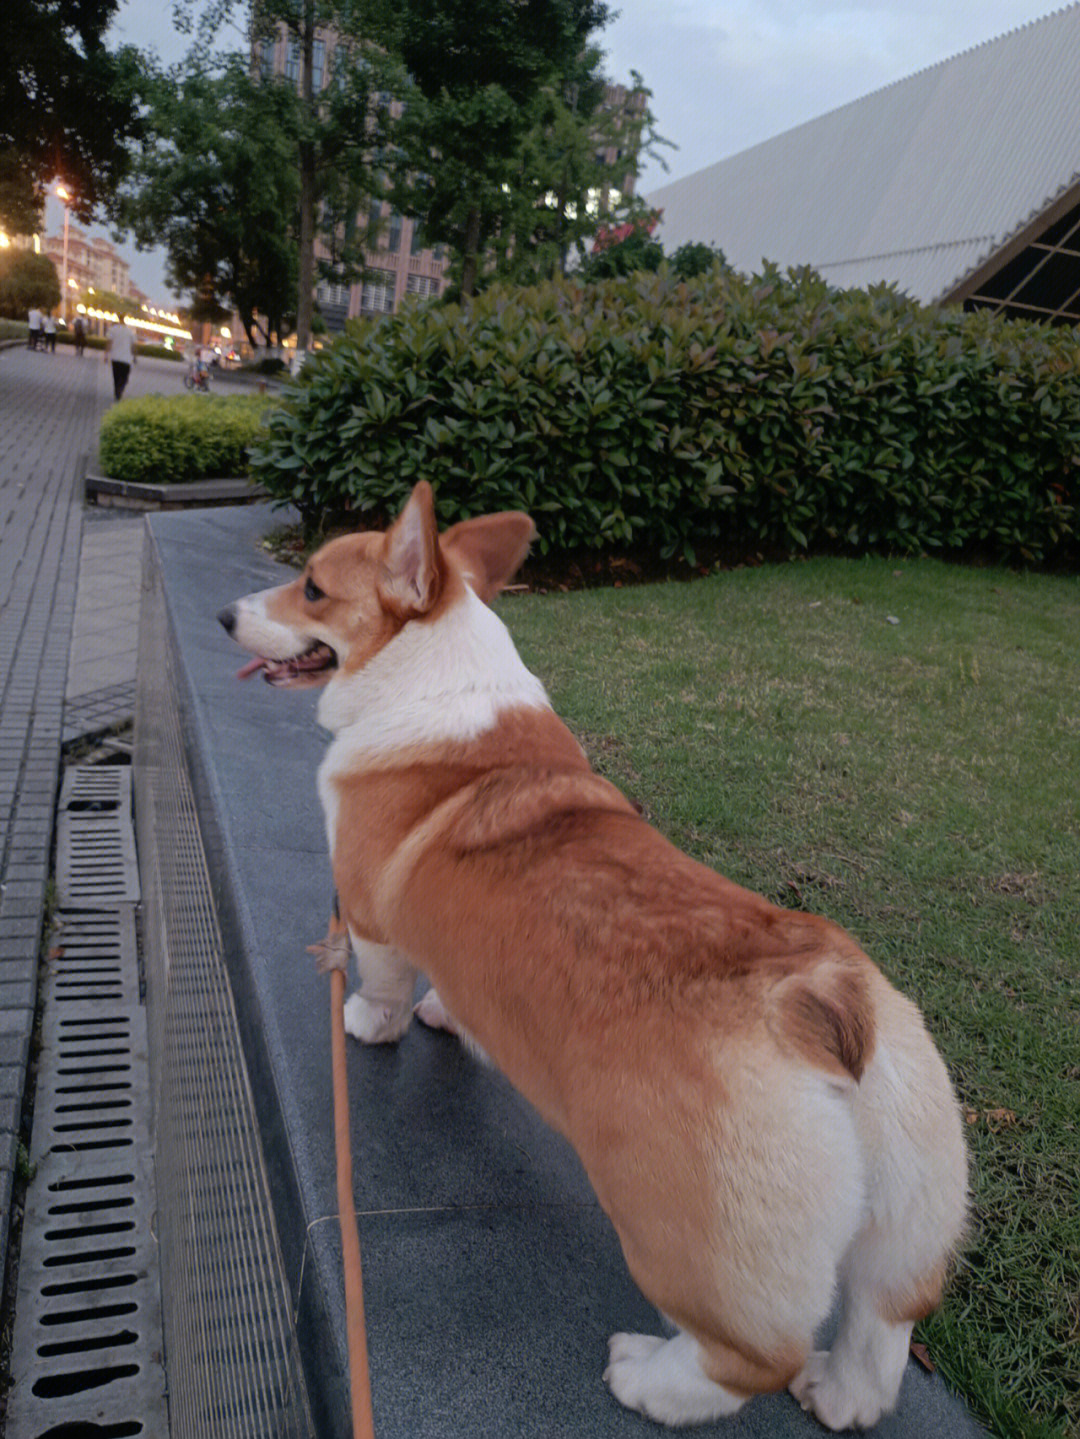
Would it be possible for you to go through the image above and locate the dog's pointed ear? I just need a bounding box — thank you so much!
[378,482,446,618]
[441,512,537,602]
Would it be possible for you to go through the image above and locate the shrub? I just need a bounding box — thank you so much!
[99,393,273,484]
[249,266,1080,564]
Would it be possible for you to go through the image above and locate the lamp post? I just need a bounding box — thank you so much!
[55,184,72,325]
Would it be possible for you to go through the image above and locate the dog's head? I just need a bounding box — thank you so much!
[218,481,536,689]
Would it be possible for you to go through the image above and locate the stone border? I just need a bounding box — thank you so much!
[86,471,268,510]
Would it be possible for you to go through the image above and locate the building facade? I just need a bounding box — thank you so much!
[41,225,147,308]
[646,6,1080,326]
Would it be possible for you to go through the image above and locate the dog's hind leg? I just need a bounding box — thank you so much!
[791,986,967,1430]
[604,1331,747,1425]
[343,938,418,1044]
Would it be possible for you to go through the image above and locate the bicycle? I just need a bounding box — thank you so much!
[184,363,211,392]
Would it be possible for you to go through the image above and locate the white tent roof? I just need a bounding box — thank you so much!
[646,4,1080,308]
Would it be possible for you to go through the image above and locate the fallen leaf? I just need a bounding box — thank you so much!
[910,1341,936,1373]
[984,1108,1017,1131]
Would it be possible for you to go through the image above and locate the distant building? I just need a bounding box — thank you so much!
[41,225,144,306]
[647,5,1080,325]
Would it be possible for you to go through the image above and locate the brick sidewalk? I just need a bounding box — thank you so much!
[0,346,108,1278]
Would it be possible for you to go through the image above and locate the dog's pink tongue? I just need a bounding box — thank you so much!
[236,656,267,680]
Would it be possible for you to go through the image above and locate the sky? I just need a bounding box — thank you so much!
[46,0,1068,305]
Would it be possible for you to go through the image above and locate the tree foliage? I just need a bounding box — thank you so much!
[118,57,302,347]
[0,0,144,233]
[0,249,60,317]
[383,0,614,296]
[166,0,394,347]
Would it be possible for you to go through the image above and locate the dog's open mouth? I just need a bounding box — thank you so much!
[236,640,338,688]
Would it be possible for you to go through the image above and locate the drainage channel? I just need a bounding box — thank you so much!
[6,763,169,1439]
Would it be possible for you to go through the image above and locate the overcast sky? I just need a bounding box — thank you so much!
[47,0,1067,302]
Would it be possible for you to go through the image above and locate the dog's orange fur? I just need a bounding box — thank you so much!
[225,482,967,1428]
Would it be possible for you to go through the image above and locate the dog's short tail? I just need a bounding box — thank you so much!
[768,959,876,1084]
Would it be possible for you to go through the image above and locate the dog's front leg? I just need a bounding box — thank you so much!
[343,938,418,1045]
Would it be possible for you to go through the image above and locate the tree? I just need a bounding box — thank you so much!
[0,0,144,233]
[117,58,302,348]
[669,241,729,281]
[385,0,611,298]
[0,250,60,318]
[181,0,394,351]
[579,206,664,280]
[492,73,665,286]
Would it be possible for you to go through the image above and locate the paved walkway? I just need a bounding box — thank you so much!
[0,347,184,1281]
[0,346,107,1272]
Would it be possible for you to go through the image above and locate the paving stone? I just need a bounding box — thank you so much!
[0,978,35,1011]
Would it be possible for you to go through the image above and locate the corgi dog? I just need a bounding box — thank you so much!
[219,481,967,1430]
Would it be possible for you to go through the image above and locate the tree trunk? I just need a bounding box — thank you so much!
[461,206,482,298]
[296,0,316,353]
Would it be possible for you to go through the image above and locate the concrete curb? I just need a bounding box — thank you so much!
[86,472,269,509]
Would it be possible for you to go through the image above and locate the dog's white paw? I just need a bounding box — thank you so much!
[414,987,460,1034]
[343,993,412,1045]
[789,1350,883,1431]
[604,1332,743,1426]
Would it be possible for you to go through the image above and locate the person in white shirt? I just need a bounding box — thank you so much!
[104,319,136,400]
[27,308,42,350]
[43,314,57,353]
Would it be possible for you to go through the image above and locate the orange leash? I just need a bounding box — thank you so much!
[312,910,376,1439]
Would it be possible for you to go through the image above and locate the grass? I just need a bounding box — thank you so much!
[497,554,1079,1439]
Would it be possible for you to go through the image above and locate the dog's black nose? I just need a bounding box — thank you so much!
[218,605,237,635]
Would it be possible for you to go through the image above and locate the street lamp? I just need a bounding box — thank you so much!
[55,184,72,325]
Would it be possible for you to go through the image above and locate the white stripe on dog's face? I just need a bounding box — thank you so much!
[231,586,315,661]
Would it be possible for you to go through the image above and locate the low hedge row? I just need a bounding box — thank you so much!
[249,266,1080,564]
[99,393,273,484]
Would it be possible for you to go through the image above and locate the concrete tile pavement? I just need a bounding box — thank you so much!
[0,345,107,1266]
[0,348,184,1275]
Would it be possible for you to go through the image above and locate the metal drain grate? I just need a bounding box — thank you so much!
[55,813,140,909]
[6,767,167,1438]
[58,765,132,813]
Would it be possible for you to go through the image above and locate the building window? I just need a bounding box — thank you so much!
[387,212,403,253]
[284,39,300,82]
[258,40,275,80]
[405,273,440,299]
[360,269,395,314]
[316,279,350,308]
[409,222,424,256]
[312,38,326,92]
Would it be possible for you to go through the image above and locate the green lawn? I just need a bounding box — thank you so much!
[499,555,1079,1439]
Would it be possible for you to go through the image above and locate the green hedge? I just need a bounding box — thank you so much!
[99,393,273,484]
[249,266,1080,564]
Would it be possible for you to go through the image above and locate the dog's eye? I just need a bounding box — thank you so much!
[304,577,325,603]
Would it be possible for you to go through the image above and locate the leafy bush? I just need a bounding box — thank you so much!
[250,266,1080,565]
[0,319,29,341]
[99,393,273,484]
[132,342,184,361]
[49,329,106,351]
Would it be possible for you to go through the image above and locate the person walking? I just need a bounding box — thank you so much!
[27,307,42,350]
[73,315,87,357]
[43,314,57,353]
[104,318,136,401]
